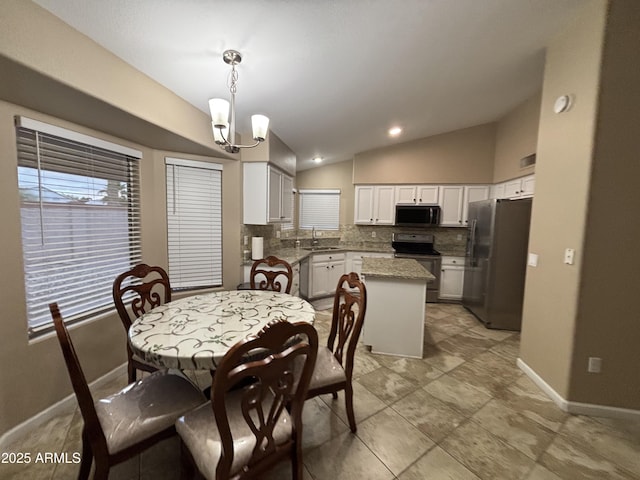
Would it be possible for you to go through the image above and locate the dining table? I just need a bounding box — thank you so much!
[128,289,316,371]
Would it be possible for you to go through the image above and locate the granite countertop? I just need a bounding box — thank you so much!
[361,257,436,281]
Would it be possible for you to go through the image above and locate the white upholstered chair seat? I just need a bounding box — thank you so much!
[95,370,206,454]
[309,346,347,390]
[176,388,293,480]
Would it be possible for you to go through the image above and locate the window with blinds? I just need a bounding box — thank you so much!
[165,158,223,289]
[298,189,340,230]
[15,116,142,337]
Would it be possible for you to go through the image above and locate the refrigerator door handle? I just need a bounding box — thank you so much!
[468,218,477,266]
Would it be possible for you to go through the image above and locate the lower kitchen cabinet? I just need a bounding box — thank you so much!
[309,252,345,298]
[439,256,465,300]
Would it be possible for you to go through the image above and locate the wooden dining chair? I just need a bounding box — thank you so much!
[112,263,172,382]
[305,272,367,433]
[175,319,318,480]
[49,303,206,480]
[249,256,293,294]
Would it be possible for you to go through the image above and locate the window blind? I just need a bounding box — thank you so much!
[166,158,223,289]
[16,118,141,336]
[298,189,340,230]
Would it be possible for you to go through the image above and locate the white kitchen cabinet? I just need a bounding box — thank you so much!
[309,252,345,298]
[395,185,439,205]
[243,162,294,224]
[497,174,535,199]
[439,186,465,226]
[439,185,490,227]
[354,185,395,225]
[439,256,465,300]
[461,185,490,225]
[490,183,506,199]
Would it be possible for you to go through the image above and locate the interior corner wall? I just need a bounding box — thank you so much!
[493,92,541,183]
[568,0,640,410]
[520,0,607,401]
[296,160,355,225]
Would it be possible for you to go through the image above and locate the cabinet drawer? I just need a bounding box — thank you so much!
[441,256,465,266]
[311,253,345,263]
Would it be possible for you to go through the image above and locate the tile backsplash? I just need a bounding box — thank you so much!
[242,224,468,256]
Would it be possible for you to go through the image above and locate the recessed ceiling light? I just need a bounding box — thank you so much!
[388,126,402,136]
[312,156,323,163]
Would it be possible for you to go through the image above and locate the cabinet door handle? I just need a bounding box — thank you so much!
[419,198,422,203]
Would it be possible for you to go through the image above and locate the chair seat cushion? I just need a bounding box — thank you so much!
[95,370,206,454]
[309,346,347,391]
[175,388,293,480]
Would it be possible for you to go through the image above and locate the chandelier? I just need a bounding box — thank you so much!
[209,50,269,153]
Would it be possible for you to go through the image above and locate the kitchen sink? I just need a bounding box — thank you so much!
[301,246,342,251]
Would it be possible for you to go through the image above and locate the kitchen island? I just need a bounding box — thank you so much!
[361,257,435,358]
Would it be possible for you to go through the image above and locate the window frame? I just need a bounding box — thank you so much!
[15,116,142,338]
[298,189,341,230]
[165,157,223,290]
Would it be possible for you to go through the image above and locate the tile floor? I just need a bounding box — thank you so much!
[3,303,639,479]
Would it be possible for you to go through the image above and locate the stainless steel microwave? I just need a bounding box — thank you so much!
[395,204,441,227]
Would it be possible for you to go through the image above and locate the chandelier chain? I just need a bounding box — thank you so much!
[228,63,238,95]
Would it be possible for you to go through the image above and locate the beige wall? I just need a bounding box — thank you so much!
[521,0,640,410]
[241,132,297,176]
[0,101,242,436]
[296,160,355,224]
[568,0,640,408]
[493,92,541,183]
[353,123,496,184]
[521,0,605,400]
[0,1,243,435]
[0,0,220,158]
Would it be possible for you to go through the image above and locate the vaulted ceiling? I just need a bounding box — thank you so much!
[32,0,586,170]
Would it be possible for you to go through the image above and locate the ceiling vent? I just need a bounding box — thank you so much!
[520,153,536,169]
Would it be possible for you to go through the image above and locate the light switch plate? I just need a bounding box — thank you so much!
[564,248,575,265]
[527,253,539,267]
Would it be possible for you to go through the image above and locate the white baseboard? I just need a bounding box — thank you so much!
[0,363,127,450]
[517,358,640,421]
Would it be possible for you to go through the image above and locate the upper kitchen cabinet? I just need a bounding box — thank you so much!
[491,174,535,199]
[243,162,294,224]
[354,185,395,225]
[395,185,439,205]
[439,185,490,226]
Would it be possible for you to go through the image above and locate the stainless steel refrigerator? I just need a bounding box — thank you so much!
[462,198,532,330]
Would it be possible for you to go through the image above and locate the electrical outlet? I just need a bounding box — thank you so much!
[275,231,281,239]
[456,234,462,241]
[371,231,376,238]
[588,357,602,373]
